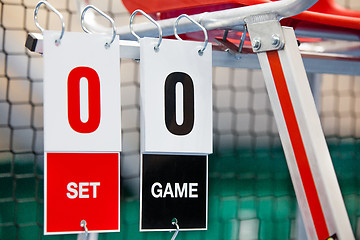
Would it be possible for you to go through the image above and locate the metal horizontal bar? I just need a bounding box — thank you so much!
[25,33,360,76]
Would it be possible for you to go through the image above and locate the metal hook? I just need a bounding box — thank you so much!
[81,5,116,49]
[80,220,89,240]
[170,218,179,240]
[34,1,65,46]
[130,9,163,51]
[238,25,248,53]
[174,14,208,56]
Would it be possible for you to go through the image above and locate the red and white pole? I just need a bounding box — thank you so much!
[256,26,354,240]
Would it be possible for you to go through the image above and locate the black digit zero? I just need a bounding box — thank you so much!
[164,72,194,135]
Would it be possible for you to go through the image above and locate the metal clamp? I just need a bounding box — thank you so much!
[34,1,65,46]
[81,5,117,49]
[170,218,180,240]
[245,15,285,53]
[130,9,162,51]
[174,14,208,56]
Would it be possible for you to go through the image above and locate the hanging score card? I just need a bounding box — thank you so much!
[140,38,212,231]
[45,152,120,234]
[43,31,121,234]
[141,154,208,230]
[140,38,212,154]
[43,31,121,152]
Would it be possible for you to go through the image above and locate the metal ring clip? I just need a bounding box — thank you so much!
[80,220,89,240]
[171,218,179,240]
[174,14,208,55]
[34,1,65,46]
[130,9,163,51]
[81,5,116,49]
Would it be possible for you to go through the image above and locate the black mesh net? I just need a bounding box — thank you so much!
[0,0,359,239]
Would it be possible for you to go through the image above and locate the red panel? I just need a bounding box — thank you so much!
[46,152,120,233]
[122,0,265,14]
[122,0,360,31]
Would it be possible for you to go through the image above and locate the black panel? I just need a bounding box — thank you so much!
[141,154,207,230]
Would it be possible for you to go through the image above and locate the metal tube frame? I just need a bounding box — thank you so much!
[76,0,318,40]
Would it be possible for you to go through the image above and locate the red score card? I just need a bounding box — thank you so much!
[45,152,120,234]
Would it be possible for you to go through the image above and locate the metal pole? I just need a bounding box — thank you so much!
[255,26,354,239]
[76,0,318,40]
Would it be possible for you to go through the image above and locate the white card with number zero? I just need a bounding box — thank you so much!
[140,38,212,154]
[43,31,121,152]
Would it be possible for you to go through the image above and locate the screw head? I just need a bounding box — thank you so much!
[252,38,261,51]
[271,34,281,47]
